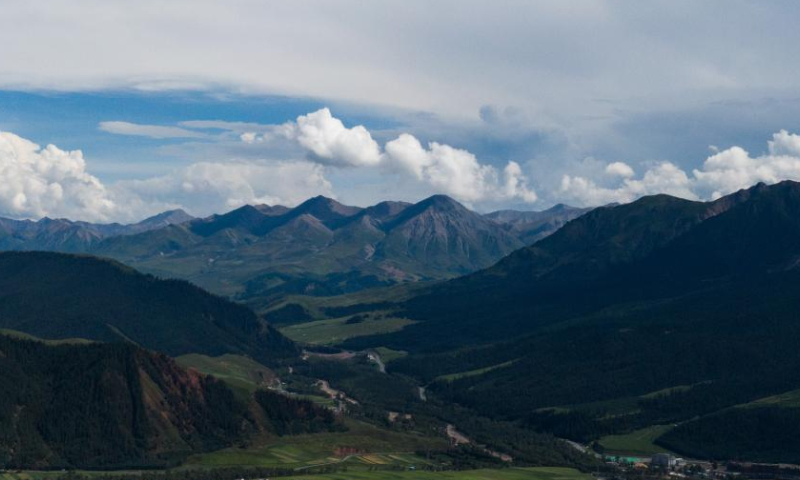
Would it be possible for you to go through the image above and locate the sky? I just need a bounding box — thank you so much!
[1,0,800,222]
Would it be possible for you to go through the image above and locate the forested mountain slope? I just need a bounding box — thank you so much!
[337,181,800,463]
[0,334,336,469]
[0,252,296,363]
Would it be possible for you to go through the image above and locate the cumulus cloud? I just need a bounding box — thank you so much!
[561,130,800,206]
[289,108,381,167]
[237,108,539,204]
[0,130,333,222]
[769,130,800,157]
[0,132,117,221]
[694,130,800,199]
[114,160,333,218]
[382,133,536,203]
[99,121,205,139]
[96,107,539,209]
[605,161,635,178]
[8,123,800,221]
[561,162,697,206]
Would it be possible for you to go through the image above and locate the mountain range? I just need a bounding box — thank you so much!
[87,196,587,302]
[0,209,194,252]
[336,181,800,463]
[0,197,587,303]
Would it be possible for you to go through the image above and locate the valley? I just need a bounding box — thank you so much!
[249,182,800,469]
[5,184,800,479]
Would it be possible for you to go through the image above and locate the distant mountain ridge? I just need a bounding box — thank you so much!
[86,195,586,301]
[0,209,194,252]
[485,204,591,244]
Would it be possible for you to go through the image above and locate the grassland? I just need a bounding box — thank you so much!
[372,346,408,363]
[0,328,93,345]
[436,360,517,382]
[280,316,416,345]
[262,282,425,317]
[598,424,675,456]
[185,418,448,469]
[176,353,276,394]
[742,388,800,409]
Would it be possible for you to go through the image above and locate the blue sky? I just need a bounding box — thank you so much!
[1,1,800,222]
[0,90,327,178]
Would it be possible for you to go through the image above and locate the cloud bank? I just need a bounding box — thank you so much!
[0,132,116,221]
[237,108,538,205]
[383,134,536,203]
[98,121,205,139]
[559,130,800,206]
[0,108,536,221]
[0,131,331,222]
[4,107,800,222]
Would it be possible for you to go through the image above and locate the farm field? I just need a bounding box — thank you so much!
[176,353,277,394]
[742,388,800,409]
[0,328,93,345]
[372,346,408,364]
[280,316,416,345]
[436,360,517,382]
[598,424,675,456]
[185,418,448,469]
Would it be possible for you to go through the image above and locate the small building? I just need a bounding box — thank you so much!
[652,453,678,469]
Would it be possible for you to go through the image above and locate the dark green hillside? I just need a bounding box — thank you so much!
[0,334,338,469]
[336,181,800,462]
[657,406,800,463]
[0,251,296,363]
[0,334,243,469]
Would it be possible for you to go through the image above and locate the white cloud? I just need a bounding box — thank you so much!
[115,160,333,217]
[502,161,538,202]
[561,129,800,206]
[0,130,333,222]
[560,162,696,206]
[235,109,538,204]
[290,108,381,167]
[605,161,635,178]
[240,132,260,144]
[2,1,799,123]
[0,132,117,221]
[92,108,538,207]
[99,121,205,139]
[694,131,800,199]
[7,124,800,221]
[382,134,536,203]
[768,129,800,157]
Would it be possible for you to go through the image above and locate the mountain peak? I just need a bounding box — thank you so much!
[416,194,467,212]
[363,200,412,218]
[292,195,362,220]
[190,204,272,237]
[137,208,194,226]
